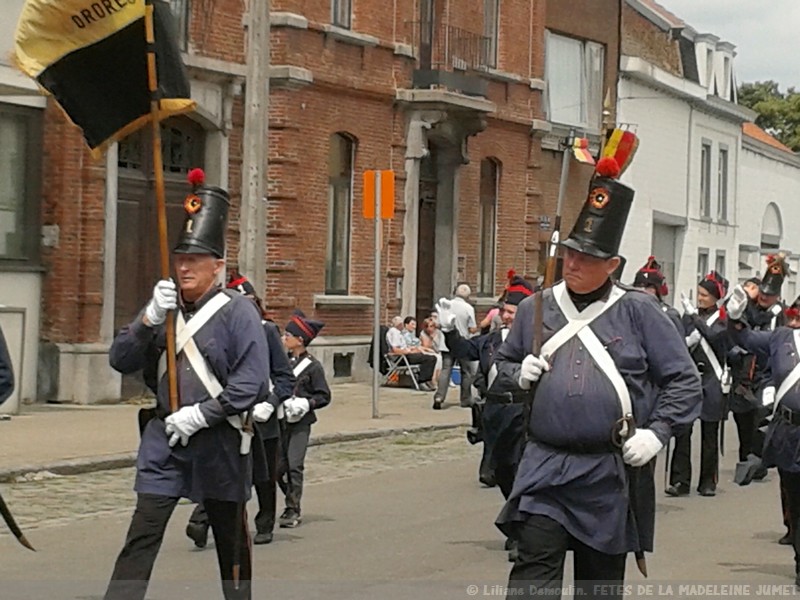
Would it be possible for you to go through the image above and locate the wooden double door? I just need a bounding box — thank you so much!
[114,118,205,398]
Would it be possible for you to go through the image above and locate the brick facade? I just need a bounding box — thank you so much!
[36,0,621,397]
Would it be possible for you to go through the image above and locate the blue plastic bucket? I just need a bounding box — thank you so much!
[451,364,461,386]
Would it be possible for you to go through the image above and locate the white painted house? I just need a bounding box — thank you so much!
[616,0,758,304]
[739,124,800,302]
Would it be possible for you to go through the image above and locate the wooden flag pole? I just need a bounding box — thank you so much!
[144,0,179,413]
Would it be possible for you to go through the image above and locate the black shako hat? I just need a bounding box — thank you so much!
[285,310,324,346]
[173,168,230,259]
[561,176,634,260]
[760,254,789,296]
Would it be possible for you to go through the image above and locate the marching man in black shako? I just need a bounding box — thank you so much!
[104,171,270,600]
[493,161,702,599]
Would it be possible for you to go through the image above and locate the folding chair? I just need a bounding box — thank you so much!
[383,353,422,390]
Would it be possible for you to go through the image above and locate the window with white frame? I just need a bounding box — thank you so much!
[478,158,499,296]
[697,248,709,281]
[717,146,728,222]
[332,0,351,29]
[700,141,712,218]
[326,133,355,294]
[484,0,500,68]
[545,32,604,129]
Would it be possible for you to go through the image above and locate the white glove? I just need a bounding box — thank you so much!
[727,285,748,321]
[252,402,275,423]
[622,429,663,467]
[680,292,697,317]
[518,354,550,390]
[164,404,209,447]
[144,279,178,326]
[685,329,701,349]
[434,298,457,332]
[762,386,776,408]
[284,397,311,423]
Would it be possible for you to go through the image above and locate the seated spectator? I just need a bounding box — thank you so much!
[402,316,423,348]
[419,317,446,381]
[386,316,437,391]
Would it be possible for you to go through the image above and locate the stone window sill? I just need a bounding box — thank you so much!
[313,294,374,308]
[322,25,379,47]
[393,42,415,59]
[270,12,309,29]
[479,67,527,85]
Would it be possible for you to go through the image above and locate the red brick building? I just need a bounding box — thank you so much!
[0,0,621,407]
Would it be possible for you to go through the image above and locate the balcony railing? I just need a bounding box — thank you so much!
[408,21,490,97]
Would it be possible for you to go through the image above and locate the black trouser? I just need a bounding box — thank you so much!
[780,470,800,572]
[104,493,251,600]
[733,410,759,462]
[254,437,280,533]
[278,423,311,512]
[669,420,719,490]
[403,353,437,384]
[783,472,794,535]
[508,514,626,600]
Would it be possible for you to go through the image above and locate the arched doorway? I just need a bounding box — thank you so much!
[115,116,206,397]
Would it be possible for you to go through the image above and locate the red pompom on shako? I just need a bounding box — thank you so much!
[187,167,205,187]
[595,157,621,179]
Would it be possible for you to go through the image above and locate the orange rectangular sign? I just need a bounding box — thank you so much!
[362,170,395,219]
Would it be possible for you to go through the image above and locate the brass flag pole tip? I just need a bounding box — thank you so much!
[19,535,35,551]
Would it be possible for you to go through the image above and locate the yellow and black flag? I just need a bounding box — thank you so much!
[14,0,195,155]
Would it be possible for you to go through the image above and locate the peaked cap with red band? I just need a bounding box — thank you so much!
[633,256,669,298]
[504,271,535,306]
[227,274,256,297]
[698,271,729,302]
[285,310,324,345]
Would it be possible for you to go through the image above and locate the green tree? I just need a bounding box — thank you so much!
[738,81,800,152]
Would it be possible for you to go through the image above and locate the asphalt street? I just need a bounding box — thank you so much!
[0,429,797,600]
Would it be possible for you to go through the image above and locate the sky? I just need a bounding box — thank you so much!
[659,0,800,90]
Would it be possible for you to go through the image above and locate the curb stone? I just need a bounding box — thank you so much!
[0,423,465,483]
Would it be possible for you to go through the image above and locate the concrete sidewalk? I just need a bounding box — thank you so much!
[0,383,469,482]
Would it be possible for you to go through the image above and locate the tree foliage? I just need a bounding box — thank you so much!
[738,81,800,152]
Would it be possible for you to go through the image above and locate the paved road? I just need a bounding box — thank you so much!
[0,429,796,599]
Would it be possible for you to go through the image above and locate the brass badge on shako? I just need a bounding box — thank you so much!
[184,193,202,214]
[588,186,610,209]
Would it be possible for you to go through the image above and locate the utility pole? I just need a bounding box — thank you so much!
[238,0,270,293]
